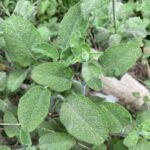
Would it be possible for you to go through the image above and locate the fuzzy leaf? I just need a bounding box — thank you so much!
[82,62,102,90]
[99,102,132,133]
[18,86,51,132]
[39,132,76,150]
[32,42,59,59]
[123,130,139,148]
[80,0,106,19]
[100,43,141,76]
[4,111,20,137]
[19,129,32,146]
[3,16,42,66]
[60,94,108,145]
[58,3,87,49]
[7,70,27,92]
[31,62,73,92]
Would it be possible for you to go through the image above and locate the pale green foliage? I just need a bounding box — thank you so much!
[3,16,42,66]
[100,43,141,76]
[122,17,149,38]
[58,3,87,49]
[39,132,76,150]
[19,129,32,146]
[123,130,139,148]
[18,86,51,132]
[31,62,73,92]
[99,102,132,133]
[32,42,59,60]
[7,70,27,92]
[60,94,108,145]
[13,0,36,20]
[82,62,102,90]
[129,139,150,150]
[4,111,20,137]
[80,0,106,19]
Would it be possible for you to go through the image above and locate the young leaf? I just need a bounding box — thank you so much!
[31,62,73,92]
[122,17,148,38]
[31,42,59,60]
[129,138,150,150]
[82,62,102,90]
[18,86,51,132]
[60,94,108,145]
[3,16,42,66]
[58,3,87,49]
[7,70,27,92]
[19,129,32,146]
[99,102,132,133]
[39,132,76,150]
[4,111,20,137]
[0,146,11,150]
[100,43,141,76]
[123,130,139,148]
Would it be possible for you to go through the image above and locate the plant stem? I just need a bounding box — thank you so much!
[78,143,91,150]
[0,123,20,126]
[112,0,117,33]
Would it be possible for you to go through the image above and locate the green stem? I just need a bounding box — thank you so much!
[112,0,117,33]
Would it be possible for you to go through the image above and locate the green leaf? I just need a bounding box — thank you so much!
[0,72,6,91]
[3,16,42,66]
[82,62,102,90]
[7,70,27,92]
[39,132,76,150]
[99,102,132,133]
[80,0,106,19]
[60,94,108,145]
[123,130,139,148]
[0,146,11,150]
[141,0,150,18]
[13,0,36,21]
[100,43,141,76]
[58,3,87,49]
[122,17,148,38]
[4,111,20,137]
[31,62,73,92]
[129,138,150,150]
[31,42,59,60]
[18,86,51,132]
[19,129,32,146]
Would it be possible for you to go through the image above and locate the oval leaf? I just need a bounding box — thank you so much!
[99,43,141,76]
[3,16,42,66]
[31,62,73,92]
[58,3,87,49]
[7,70,27,92]
[18,86,51,132]
[4,111,20,137]
[60,94,108,145]
[39,132,75,150]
